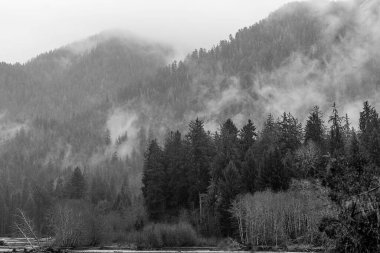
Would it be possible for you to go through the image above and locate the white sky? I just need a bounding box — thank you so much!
[0,0,297,63]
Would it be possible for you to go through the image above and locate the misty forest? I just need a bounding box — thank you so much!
[1,0,380,252]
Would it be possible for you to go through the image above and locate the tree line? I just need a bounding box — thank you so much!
[142,101,380,250]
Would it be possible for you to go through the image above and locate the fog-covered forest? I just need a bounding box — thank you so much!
[1,0,380,252]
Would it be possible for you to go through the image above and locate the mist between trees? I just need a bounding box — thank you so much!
[1,100,380,252]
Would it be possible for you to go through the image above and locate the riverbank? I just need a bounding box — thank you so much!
[0,237,324,252]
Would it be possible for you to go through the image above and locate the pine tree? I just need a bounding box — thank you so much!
[304,106,325,147]
[342,114,352,154]
[163,131,188,212]
[216,161,243,236]
[359,101,377,146]
[328,103,344,156]
[359,101,380,165]
[113,179,131,212]
[142,139,166,220]
[258,148,290,192]
[238,119,257,159]
[256,114,279,156]
[347,132,366,169]
[66,167,86,199]
[185,118,213,207]
[212,119,240,181]
[278,112,303,154]
[241,147,258,193]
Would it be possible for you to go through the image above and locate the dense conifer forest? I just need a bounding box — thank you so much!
[142,102,380,250]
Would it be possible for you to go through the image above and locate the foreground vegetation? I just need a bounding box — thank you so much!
[230,181,333,247]
[124,222,207,249]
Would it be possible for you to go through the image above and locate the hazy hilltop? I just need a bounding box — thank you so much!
[115,0,380,135]
[0,31,173,121]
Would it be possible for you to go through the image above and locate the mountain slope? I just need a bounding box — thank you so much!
[114,0,380,137]
[0,32,173,121]
[0,0,378,169]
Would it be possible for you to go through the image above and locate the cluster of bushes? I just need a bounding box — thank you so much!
[230,180,335,248]
[124,222,204,249]
[48,199,147,247]
[47,198,207,249]
[49,200,110,247]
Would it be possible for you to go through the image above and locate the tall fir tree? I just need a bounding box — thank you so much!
[328,103,344,157]
[359,101,380,165]
[256,114,279,156]
[278,112,303,155]
[304,106,325,147]
[163,131,189,212]
[241,147,258,193]
[216,161,243,236]
[185,118,214,208]
[65,167,86,199]
[258,148,290,192]
[142,139,166,220]
[237,118,258,194]
[113,179,132,212]
[238,119,257,159]
[347,131,366,169]
[212,119,240,180]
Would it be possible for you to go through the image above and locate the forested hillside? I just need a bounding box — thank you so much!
[0,32,172,120]
[0,32,172,236]
[0,0,380,251]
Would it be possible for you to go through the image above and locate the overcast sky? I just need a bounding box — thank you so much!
[0,0,298,63]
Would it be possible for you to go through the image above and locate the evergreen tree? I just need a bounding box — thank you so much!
[185,118,213,207]
[359,101,380,165]
[347,132,366,169]
[142,139,166,220]
[258,148,290,192]
[241,147,258,193]
[342,114,353,155]
[256,114,279,156]
[212,119,240,181]
[328,103,344,157]
[66,167,86,199]
[304,106,325,147]
[278,112,303,155]
[238,119,257,159]
[113,179,132,212]
[163,131,188,212]
[216,161,243,236]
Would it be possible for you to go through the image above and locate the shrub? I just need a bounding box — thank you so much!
[121,201,148,231]
[48,200,111,247]
[124,222,200,248]
[230,180,335,247]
